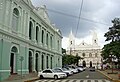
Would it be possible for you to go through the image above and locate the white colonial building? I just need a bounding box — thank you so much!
[67,30,102,68]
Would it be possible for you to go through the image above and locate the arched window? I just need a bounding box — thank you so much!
[35,53,38,72]
[46,56,48,68]
[70,41,72,44]
[12,8,19,32]
[10,46,18,74]
[11,46,18,53]
[95,53,97,57]
[50,36,52,48]
[57,40,59,51]
[41,30,44,43]
[94,40,96,43]
[89,53,92,57]
[29,21,33,40]
[36,26,39,42]
[82,53,85,57]
[46,33,48,45]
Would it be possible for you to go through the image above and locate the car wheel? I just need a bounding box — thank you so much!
[40,75,43,79]
[54,75,58,80]
[72,71,74,74]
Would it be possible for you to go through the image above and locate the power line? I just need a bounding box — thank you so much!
[46,8,110,26]
[75,0,84,37]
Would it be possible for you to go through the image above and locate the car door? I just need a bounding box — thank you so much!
[46,70,54,78]
[42,70,50,78]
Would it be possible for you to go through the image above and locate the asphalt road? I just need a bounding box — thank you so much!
[67,69,107,79]
[35,69,110,82]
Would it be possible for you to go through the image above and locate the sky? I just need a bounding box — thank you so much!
[31,0,120,49]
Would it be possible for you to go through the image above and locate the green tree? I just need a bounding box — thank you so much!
[104,18,120,42]
[62,54,82,66]
[102,18,120,67]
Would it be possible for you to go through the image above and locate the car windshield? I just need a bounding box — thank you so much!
[52,69,63,73]
[62,68,68,71]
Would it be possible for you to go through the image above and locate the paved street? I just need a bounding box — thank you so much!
[35,79,110,82]
[67,69,107,79]
[35,69,111,82]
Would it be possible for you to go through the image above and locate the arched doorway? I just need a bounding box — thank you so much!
[46,56,49,68]
[82,61,86,67]
[90,61,92,67]
[50,57,52,69]
[10,46,18,74]
[41,55,44,70]
[28,51,33,73]
[35,53,38,72]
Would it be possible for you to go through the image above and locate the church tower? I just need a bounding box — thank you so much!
[68,30,75,54]
[92,31,98,46]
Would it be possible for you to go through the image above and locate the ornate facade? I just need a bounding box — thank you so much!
[0,0,62,81]
[67,31,102,68]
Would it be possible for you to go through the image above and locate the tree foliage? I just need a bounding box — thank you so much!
[102,41,120,59]
[102,18,120,61]
[62,54,82,66]
[104,18,120,42]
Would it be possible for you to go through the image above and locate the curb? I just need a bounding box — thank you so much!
[24,78,39,82]
[97,70,120,82]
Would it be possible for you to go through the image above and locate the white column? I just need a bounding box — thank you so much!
[34,23,37,43]
[2,0,6,30]
[0,0,4,26]
[32,21,36,42]
[52,35,55,50]
[44,54,46,69]
[48,33,50,49]
[38,26,42,46]
[38,52,42,71]
[26,11,30,40]
[4,0,10,31]
[20,9,24,37]
[33,51,35,72]
[23,11,28,38]
[39,26,42,46]
[44,30,47,47]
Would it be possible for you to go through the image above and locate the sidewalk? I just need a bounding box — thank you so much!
[2,73,39,82]
[98,69,120,82]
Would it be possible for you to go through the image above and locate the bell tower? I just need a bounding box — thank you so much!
[68,30,75,53]
[92,30,98,46]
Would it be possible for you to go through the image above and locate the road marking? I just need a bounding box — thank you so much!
[91,80,95,82]
[86,75,89,78]
[34,79,111,82]
[83,80,88,82]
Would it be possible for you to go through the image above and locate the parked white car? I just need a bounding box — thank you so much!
[76,66,84,72]
[65,67,78,74]
[38,69,67,79]
[53,67,73,76]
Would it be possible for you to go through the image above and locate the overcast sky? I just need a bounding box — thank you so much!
[31,0,120,49]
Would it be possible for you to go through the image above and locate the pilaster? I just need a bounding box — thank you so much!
[33,50,35,72]
[44,30,47,48]
[38,52,41,71]
[39,26,42,46]
[44,53,46,69]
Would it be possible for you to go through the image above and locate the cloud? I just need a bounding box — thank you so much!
[31,0,120,49]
